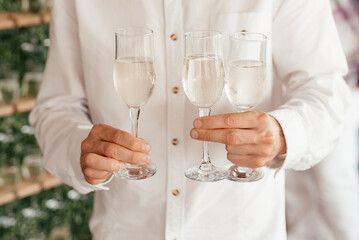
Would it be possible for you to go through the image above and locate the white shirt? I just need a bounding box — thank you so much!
[29,0,350,239]
[286,89,359,240]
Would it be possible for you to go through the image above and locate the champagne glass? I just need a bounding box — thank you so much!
[182,31,228,182]
[113,27,156,180]
[225,31,267,182]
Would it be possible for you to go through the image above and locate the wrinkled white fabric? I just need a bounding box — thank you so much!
[30,0,350,239]
[286,89,359,240]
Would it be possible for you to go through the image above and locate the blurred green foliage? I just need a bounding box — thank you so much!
[0,113,94,239]
[0,4,93,240]
[0,24,49,82]
[0,185,93,240]
[0,0,21,12]
[0,112,37,166]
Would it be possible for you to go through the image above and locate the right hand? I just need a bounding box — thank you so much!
[80,124,151,185]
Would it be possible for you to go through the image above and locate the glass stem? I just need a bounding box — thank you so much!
[235,109,254,174]
[199,107,211,166]
[126,107,141,170]
[129,107,140,137]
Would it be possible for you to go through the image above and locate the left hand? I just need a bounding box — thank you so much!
[190,111,287,169]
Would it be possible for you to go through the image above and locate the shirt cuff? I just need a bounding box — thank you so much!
[269,108,308,170]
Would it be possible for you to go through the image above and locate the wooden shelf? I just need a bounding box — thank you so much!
[0,10,51,30]
[0,172,62,206]
[0,97,36,118]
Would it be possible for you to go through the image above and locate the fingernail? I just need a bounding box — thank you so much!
[194,119,202,128]
[190,129,199,139]
[142,143,151,152]
[143,154,151,163]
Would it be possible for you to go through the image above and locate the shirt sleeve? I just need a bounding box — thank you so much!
[29,1,111,194]
[269,0,351,171]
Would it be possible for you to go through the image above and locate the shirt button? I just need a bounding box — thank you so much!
[172,86,179,94]
[172,138,179,145]
[172,189,180,196]
[170,33,178,41]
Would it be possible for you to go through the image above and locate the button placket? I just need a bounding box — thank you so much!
[170,33,178,41]
[172,86,179,94]
[172,189,180,196]
[172,138,179,145]
[164,0,185,239]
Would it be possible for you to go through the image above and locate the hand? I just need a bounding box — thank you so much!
[80,124,151,185]
[190,111,286,169]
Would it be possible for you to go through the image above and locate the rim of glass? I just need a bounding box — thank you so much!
[115,27,153,37]
[185,30,222,38]
[230,31,267,42]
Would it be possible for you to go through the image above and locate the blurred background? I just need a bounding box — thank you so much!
[0,0,358,240]
[0,1,93,239]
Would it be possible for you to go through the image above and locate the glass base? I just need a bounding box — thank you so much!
[185,164,228,182]
[113,163,156,180]
[227,165,264,182]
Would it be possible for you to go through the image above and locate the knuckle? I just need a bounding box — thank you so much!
[91,124,103,134]
[262,132,276,144]
[256,130,275,144]
[225,115,236,127]
[266,136,275,144]
[112,130,122,143]
[103,144,114,157]
[225,144,231,152]
[83,168,92,177]
[204,116,214,128]
[83,154,94,167]
[257,111,271,125]
[81,139,91,150]
[226,131,239,145]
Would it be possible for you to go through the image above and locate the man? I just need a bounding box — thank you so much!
[30,0,350,239]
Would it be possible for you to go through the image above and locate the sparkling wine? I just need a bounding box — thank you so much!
[183,55,225,108]
[113,57,155,108]
[225,60,266,111]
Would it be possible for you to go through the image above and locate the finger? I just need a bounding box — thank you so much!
[91,142,151,165]
[193,111,271,130]
[225,144,274,157]
[83,167,113,180]
[85,177,110,185]
[91,124,151,152]
[190,128,272,145]
[82,153,125,171]
[227,154,269,169]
